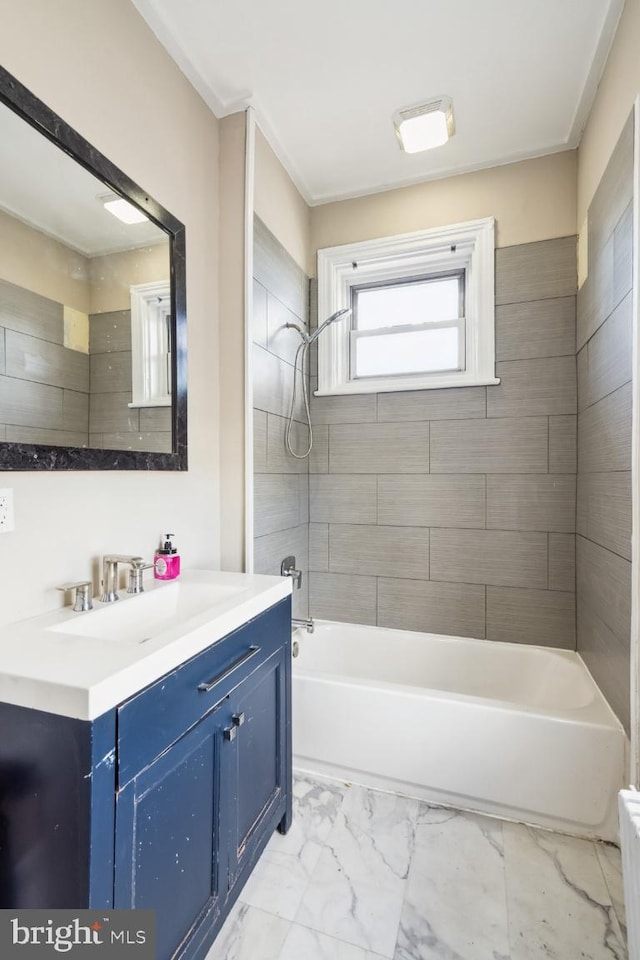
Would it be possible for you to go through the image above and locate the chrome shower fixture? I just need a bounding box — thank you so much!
[284,308,352,460]
[285,307,352,344]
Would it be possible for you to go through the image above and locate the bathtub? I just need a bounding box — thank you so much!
[292,621,626,842]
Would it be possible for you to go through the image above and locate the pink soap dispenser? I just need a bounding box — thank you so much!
[154,533,181,581]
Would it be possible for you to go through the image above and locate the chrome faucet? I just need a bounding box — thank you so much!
[100,555,144,603]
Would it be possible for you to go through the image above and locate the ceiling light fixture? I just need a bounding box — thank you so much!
[393,97,455,154]
[100,193,149,224]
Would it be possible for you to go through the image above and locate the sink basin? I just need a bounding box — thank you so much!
[48,579,246,645]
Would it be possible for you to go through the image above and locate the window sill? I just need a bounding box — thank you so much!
[128,399,171,409]
[314,375,500,397]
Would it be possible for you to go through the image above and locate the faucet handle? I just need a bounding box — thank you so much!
[280,555,302,590]
[57,580,94,612]
[127,560,155,594]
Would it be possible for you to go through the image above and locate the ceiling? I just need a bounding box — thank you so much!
[131,0,624,206]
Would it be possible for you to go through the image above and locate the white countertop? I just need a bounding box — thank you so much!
[0,570,292,721]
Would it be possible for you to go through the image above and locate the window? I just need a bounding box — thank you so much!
[129,280,172,408]
[316,218,498,395]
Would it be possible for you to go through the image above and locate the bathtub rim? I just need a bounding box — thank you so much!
[293,619,624,731]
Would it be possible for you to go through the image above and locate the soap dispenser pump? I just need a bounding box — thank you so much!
[154,533,181,581]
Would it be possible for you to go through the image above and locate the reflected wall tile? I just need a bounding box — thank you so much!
[0,278,63,344]
[6,329,89,393]
[0,375,63,429]
[89,310,131,354]
[89,391,138,433]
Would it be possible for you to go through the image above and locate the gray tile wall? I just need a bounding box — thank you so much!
[0,278,89,446]
[252,217,311,619]
[308,236,578,649]
[576,114,634,735]
[88,310,171,453]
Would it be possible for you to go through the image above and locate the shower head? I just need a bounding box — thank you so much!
[307,307,352,345]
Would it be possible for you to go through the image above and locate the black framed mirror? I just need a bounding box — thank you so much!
[0,65,187,470]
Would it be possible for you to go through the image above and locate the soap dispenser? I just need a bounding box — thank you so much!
[154,533,181,581]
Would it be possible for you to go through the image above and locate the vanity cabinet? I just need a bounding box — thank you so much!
[0,597,292,960]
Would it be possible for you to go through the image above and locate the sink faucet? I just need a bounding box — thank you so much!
[100,555,144,603]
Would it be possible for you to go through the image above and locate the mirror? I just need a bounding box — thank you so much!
[0,66,187,470]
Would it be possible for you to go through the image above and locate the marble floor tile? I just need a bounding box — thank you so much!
[240,775,348,920]
[394,805,510,960]
[280,923,387,960]
[596,842,627,942]
[204,902,291,960]
[503,822,627,960]
[295,786,419,957]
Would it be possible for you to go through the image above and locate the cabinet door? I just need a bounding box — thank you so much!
[226,644,290,886]
[114,706,227,960]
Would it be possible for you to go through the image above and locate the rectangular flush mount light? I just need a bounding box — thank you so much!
[101,193,149,224]
[393,97,455,153]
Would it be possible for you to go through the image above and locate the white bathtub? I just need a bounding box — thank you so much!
[292,621,626,841]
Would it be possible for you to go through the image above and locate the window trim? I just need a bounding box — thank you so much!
[316,217,498,395]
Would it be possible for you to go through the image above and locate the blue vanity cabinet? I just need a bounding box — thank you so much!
[225,640,291,892]
[112,597,292,960]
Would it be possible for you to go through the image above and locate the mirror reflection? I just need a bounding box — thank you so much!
[0,98,172,454]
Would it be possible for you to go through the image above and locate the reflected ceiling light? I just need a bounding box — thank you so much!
[100,193,149,224]
[393,97,455,153]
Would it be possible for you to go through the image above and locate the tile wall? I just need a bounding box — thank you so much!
[308,236,578,648]
[0,278,89,445]
[576,115,633,734]
[252,217,311,619]
[89,309,171,452]
[0,278,171,453]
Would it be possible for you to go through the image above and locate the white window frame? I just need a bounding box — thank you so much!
[316,217,498,395]
[128,280,172,408]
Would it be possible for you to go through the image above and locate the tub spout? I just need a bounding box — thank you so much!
[292,617,314,634]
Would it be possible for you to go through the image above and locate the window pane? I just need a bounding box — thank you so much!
[354,326,461,378]
[355,276,461,331]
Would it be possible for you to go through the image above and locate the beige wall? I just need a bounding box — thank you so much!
[578,0,640,226]
[254,125,313,275]
[311,151,577,262]
[219,111,247,571]
[89,242,170,313]
[0,0,221,627]
[0,208,169,314]
[0,208,91,313]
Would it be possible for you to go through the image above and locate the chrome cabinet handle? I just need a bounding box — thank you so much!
[232,713,245,727]
[197,646,261,693]
[223,725,237,742]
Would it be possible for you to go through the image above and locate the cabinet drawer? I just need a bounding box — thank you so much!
[117,598,290,786]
